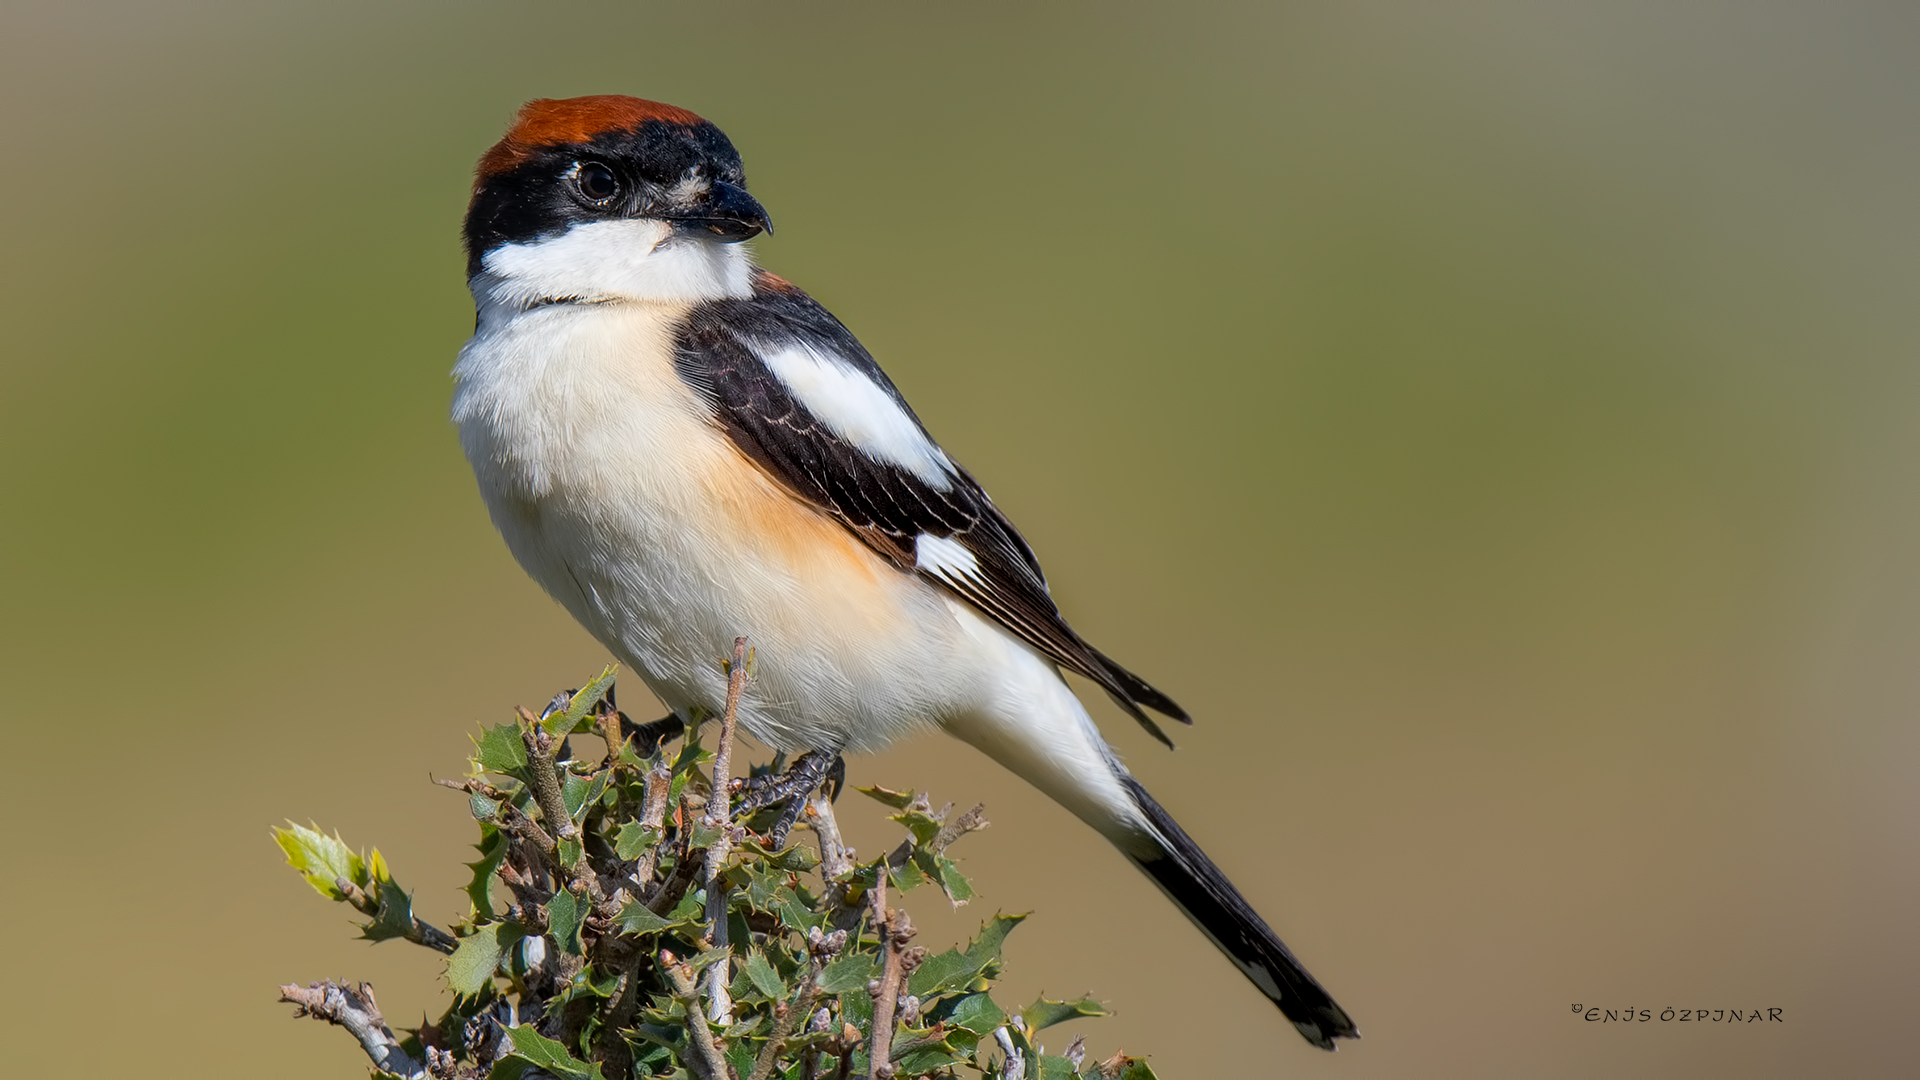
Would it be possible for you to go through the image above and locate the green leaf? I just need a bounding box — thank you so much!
[906,948,975,998]
[541,666,618,739]
[1036,1054,1080,1080]
[857,785,916,810]
[548,889,587,956]
[465,827,509,921]
[889,857,930,893]
[561,773,590,817]
[934,853,976,905]
[557,837,584,869]
[447,922,523,997]
[891,1029,967,1075]
[893,807,942,845]
[613,900,687,936]
[1105,1059,1159,1080]
[613,821,661,861]
[687,818,723,851]
[359,879,415,943]
[476,723,527,774]
[735,837,821,873]
[503,1024,606,1080]
[946,993,1008,1035]
[741,949,784,1000]
[817,952,877,994]
[723,1037,755,1080]
[469,792,500,821]
[910,914,1027,998]
[485,1059,531,1080]
[273,823,364,900]
[966,913,1026,970]
[1022,996,1107,1031]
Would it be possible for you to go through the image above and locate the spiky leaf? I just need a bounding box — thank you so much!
[447,922,522,997]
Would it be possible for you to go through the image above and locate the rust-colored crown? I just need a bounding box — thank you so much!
[476,95,708,183]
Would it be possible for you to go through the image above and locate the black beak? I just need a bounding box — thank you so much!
[664,180,772,243]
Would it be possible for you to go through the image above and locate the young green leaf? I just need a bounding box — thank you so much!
[273,823,364,900]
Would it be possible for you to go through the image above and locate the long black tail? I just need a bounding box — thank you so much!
[1119,775,1359,1050]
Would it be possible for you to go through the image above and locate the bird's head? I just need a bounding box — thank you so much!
[464,95,772,308]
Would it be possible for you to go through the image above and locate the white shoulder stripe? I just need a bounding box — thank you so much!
[914,532,980,583]
[759,344,955,489]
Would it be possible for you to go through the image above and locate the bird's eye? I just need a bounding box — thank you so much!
[575,162,619,203]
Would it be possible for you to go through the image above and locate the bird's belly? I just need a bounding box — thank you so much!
[454,302,967,753]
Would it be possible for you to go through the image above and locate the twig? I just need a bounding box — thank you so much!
[751,927,843,1080]
[519,713,579,854]
[331,876,460,955]
[931,803,989,852]
[280,980,423,1078]
[631,753,675,890]
[807,795,865,934]
[992,1025,1025,1080]
[864,872,926,1080]
[703,636,750,1026]
[801,1005,833,1080]
[808,795,855,885]
[665,950,735,1080]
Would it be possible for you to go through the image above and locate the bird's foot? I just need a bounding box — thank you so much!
[618,713,686,756]
[731,751,846,848]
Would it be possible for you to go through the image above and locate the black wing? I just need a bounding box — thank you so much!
[674,270,1188,744]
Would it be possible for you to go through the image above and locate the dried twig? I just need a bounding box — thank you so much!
[280,980,422,1078]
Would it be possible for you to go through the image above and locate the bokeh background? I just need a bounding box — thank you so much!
[4,1,1917,1076]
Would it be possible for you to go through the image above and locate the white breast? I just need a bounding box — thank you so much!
[451,297,978,753]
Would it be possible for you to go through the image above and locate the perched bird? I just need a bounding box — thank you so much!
[452,95,1358,1050]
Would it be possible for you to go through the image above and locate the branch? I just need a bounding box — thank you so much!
[280,980,423,1078]
[751,927,844,1080]
[864,870,926,1080]
[630,752,675,889]
[519,711,579,855]
[332,876,458,955]
[703,636,751,1026]
[665,949,735,1080]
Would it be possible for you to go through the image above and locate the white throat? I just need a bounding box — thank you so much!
[473,218,754,318]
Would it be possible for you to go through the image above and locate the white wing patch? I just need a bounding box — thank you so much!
[760,344,956,489]
[914,532,979,584]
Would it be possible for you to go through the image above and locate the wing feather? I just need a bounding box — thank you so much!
[675,271,1188,742]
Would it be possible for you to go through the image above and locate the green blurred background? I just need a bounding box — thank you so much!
[4,1,1916,1075]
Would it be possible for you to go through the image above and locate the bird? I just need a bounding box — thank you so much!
[451,94,1358,1051]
